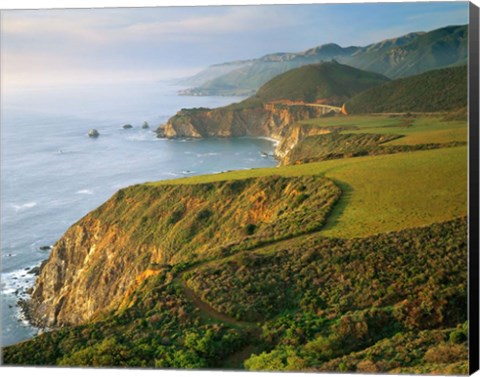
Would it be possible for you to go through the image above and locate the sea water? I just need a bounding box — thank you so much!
[0,81,277,347]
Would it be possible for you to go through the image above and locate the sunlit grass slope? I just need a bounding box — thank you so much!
[149,146,467,238]
[299,114,467,145]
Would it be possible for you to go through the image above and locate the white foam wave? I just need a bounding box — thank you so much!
[256,136,280,146]
[76,189,94,195]
[11,202,37,211]
[1,266,38,300]
[196,152,220,157]
[125,133,154,142]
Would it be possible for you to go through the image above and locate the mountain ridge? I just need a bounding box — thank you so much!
[179,24,467,96]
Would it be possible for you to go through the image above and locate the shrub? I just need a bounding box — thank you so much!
[424,343,467,364]
[245,224,257,235]
[449,329,467,344]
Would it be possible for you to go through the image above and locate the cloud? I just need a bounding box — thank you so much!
[2,6,299,50]
[124,7,291,38]
[1,5,306,86]
[0,3,470,88]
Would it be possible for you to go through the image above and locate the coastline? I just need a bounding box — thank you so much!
[3,133,278,347]
[253,136,281,147]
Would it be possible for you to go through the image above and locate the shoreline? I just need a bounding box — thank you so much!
[3,135,278,347]
[253,136,280,147]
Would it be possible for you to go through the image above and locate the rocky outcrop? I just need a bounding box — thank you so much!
[28,176,341,328]
[275,123,332,160]
[156,103,339,159]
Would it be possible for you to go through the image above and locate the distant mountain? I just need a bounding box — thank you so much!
[179,24,467,96]
[248,61,389,106]
[179,43,359,96]
[174,60,254,87]
[344,65,467,114]
[349,25,468,78]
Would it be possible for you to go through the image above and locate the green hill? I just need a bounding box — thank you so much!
[344,66,467,114]
[160,62,391,139]
[3,146,468,372]
[180,25,467,96]
[246,61,389,106]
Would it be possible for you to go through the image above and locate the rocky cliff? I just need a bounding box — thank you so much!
[157,103,339,159]
[28,175,340,328]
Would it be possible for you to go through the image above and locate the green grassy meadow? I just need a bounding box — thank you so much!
[300,114,467,145]
[151,144,467,238]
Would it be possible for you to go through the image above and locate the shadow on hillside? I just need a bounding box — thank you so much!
[321,179,353,233]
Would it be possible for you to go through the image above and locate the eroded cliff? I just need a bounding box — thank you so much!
[157,103,340,160]
[28,175,341,327]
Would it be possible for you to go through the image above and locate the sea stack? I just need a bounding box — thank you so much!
[88,129,99,138]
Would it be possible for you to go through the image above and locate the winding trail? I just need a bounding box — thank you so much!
[178,274,257,329]
[176,265,262,368]
[174,229,324,328]
[170,177,344,365]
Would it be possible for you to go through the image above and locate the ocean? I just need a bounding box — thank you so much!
[0,81,277,347]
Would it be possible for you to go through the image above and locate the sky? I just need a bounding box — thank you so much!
[0,1,470,88]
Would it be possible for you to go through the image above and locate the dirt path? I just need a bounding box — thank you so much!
[176,268,262,368]
[175,229,323,328]
[173,227,333,367]
[179,276,257,328]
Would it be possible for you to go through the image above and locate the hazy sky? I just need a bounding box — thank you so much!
[1,1,470,87]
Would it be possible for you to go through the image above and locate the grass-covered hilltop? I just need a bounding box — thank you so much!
[3,32,469,374]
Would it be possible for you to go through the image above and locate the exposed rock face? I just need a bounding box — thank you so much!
[158,103,338,158]
[275,123,332,161]
[28,176,340,328]
[29,216,142,327]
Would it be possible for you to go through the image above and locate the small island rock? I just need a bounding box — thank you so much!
[88,129,100,138]
[123,124,133,129]
[142,121,150,129]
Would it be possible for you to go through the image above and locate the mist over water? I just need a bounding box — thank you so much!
[0,81,276,347]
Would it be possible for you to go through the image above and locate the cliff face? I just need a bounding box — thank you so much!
[29,176,341,328]
[275,123,333,162]
[158,104,334,142]
[156,103,340,164]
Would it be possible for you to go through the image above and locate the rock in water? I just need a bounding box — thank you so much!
[142,121,150,129]
[155,125,166,138]
[123,124,133,129]
[28,267,40,276]
[88,129,100,138]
